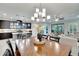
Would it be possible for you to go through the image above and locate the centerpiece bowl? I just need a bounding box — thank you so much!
[33,40,45,46]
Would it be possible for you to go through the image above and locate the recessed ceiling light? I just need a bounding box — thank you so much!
[42,12,46,17]
[2,13,7,16]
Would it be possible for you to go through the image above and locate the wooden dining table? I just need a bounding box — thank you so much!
[15,37,72,56]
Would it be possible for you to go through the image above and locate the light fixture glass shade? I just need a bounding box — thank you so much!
[42,12,46,17]
[31,8,51,22]
[39,12,42,16]
[36,18,39,22]
[47,15,51,19]
[36,8,39,13]
[42,8,46,13]
[31,17,35,21]
[34,13,38,18]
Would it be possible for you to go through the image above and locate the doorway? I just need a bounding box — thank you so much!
[32,23,48,36]
[51,23,64,34]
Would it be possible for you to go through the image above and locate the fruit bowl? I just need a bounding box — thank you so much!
[33,40,45,46]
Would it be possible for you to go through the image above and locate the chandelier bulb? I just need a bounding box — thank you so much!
[34,13,38,18]
[42,8,46,13]
[36,8,39,13]
[31,17,35,21]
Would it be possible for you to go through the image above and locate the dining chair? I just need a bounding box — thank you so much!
[15,43,21,56]
[59,36,78,56]
[0,39,9,56]
[50,37,57,41]
[7,40,15,56]
[50,36,60,42]
[0,33,13,56]
[3,49,13,56]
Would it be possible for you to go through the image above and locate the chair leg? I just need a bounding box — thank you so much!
[68,50,72,56]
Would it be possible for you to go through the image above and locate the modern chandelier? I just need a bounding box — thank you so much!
[31,4,51,22]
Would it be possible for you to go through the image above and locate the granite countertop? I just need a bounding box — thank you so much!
[12,32,32,34]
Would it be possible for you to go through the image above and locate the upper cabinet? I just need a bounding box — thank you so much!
[10,20,31,29]
[0,20,10,29]
[0,20,31,29]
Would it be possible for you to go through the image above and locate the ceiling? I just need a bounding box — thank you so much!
[0,3,79,22]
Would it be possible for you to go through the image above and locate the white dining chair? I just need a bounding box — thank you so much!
[59,36,78,56]
[0,39,10,56]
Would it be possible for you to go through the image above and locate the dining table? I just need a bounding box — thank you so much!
[15,36,72,56]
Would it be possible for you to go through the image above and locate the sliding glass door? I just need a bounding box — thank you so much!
[51,23,64,34]
[68,23,78,33]
[33,24,48,35]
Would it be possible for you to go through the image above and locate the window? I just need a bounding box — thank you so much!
[51,23,64,33]
[68,23,78,33]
